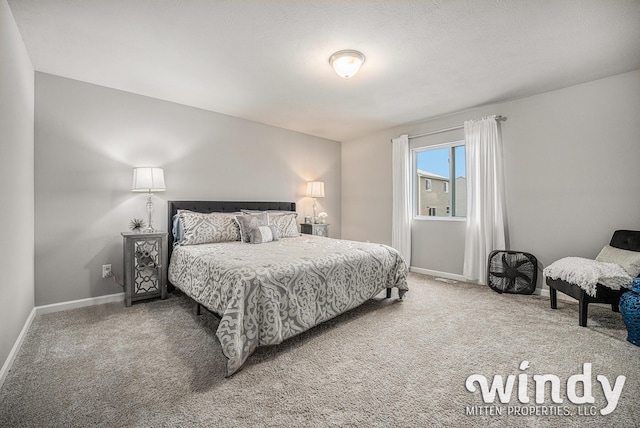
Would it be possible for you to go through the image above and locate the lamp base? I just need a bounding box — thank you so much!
[313,198,318,224]
[146,194,155,232]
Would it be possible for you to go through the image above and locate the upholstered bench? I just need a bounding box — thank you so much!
[545,230,640,327]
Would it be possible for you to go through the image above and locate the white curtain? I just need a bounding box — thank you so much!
[463,116,507,284]
[392,134,411,265]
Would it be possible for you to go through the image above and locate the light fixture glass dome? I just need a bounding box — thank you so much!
[329,50,365,79]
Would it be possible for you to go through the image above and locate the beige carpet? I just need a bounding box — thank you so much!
[0,273,638,427]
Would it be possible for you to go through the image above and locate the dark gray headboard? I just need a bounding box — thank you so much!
[166,200,296,286]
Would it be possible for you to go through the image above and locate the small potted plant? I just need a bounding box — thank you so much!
[318,212,328,224]
[129,218,146,232]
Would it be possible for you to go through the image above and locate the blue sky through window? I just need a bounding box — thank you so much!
[417,145,466,178]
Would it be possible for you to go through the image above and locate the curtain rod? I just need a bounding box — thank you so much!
[404,115,507,140]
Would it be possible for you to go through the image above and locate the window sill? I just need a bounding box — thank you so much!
[413,216,466,222]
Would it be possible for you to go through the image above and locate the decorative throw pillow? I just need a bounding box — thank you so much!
[172,214,185,245]
[177,210,241,245]
[268,212,299,238]
[235,212,269,243]
[596,245,640,277]
[248,225,280,244]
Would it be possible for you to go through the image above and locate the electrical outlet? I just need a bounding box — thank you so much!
[102,264,112,278]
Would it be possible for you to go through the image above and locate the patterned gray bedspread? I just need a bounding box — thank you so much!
[168,235,408,376]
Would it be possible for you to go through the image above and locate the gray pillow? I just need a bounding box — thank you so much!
[596,245,640,277]
[235,212,269,243]
[248,225,280,244]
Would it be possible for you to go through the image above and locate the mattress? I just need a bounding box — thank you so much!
[168,235,408,375]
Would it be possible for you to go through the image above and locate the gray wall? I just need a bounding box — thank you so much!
[342,70,640,286]
[35,73,341,306]
[0,0,35,371]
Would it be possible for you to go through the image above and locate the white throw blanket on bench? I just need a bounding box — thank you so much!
[543,257,633,297]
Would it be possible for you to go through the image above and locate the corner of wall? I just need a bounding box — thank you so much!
[0,0,36,380]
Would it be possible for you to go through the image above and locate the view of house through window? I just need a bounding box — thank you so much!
[414,141,466,218]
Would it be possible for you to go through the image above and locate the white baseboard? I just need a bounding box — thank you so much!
[409,268,580,303]
[0,307,36,390]
[538,288,551,298]
[35,292,124,316]
[0,292,124,390]
[409,267,467,282]
[537,287,577,302]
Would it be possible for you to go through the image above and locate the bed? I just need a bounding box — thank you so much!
[166,201,409,376]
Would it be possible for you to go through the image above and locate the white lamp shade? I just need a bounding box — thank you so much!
[306,181,325,198]
[329,50,365,79]
[132,167,166,192]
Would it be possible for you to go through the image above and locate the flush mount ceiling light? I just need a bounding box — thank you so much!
[329,50,365,79]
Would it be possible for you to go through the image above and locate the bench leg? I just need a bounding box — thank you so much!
[196,302,201,316]
[386,288,392,298]
[550,288,558,309]
[611,301,620,313]
[578,298,588,327]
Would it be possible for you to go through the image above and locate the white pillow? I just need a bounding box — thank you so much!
[268,212,299,238]
[596,245,640,277]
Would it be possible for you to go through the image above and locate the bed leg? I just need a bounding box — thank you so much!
[550,288,557,309]
[386,288,392,298]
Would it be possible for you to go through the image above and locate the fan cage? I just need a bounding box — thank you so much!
[487,250,538,294]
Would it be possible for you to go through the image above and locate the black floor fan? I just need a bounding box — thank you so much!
[487,250,538,294]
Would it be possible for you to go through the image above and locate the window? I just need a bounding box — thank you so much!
[413,141,466,218]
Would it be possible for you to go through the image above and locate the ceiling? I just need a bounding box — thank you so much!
[7,0,640,142]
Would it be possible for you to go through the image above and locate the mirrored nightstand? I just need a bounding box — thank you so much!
[122,231,167,306]
[300,223,329,237]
